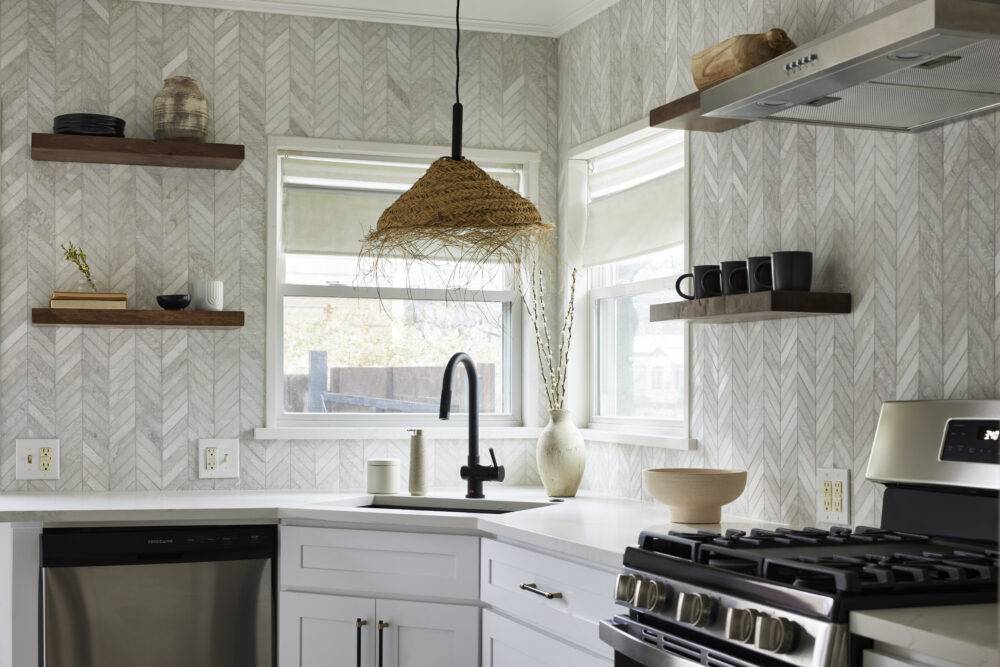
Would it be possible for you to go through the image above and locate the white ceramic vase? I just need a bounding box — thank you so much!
[192,279,224,311]
[536,408,586,497]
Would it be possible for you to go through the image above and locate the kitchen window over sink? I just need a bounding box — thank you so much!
[264,138,539,432]
[568,125,689,438]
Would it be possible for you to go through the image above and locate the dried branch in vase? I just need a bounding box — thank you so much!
[522,263,577,411]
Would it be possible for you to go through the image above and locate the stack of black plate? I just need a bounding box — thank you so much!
[53,113,125,137]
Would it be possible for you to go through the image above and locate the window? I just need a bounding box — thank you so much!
[580,129,688,435]
[266,138,538,429]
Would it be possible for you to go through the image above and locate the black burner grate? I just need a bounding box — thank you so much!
[636,526,998,595]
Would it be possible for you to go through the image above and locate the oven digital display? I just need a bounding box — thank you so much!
[942,419,1000,464]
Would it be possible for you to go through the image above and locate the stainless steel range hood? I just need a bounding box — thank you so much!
[701,0,1000,132]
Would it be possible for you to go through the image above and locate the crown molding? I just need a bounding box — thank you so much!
[549,0,620,36]
[128,0,619,37]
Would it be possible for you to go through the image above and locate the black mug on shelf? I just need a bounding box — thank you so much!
[721,260,749,295]
[747,256,773,292]
[676,264,723,300]
[771,251,813,291]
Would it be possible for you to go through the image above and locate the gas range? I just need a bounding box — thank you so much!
[600,400,999,667]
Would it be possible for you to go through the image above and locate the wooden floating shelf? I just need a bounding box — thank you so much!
[649,90,750,133]
[32,308,245,329]
[31,133,245,170]
[650,291,851,324]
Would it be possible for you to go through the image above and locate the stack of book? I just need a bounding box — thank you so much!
[49,291,127,310]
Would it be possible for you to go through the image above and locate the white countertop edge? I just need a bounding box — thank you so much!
[850,605,999,666]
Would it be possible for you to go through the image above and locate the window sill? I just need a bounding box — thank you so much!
[254,426,544,441]
[579,428,696,451]
[254,425,695,450]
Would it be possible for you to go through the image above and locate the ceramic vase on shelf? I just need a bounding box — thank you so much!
[536,409,586,497]
[153,75,209,142]
[192,279,223,311]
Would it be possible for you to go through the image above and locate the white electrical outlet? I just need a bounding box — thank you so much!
[198,439,240,479]
[16,439,60,480]
[816,468,850,525]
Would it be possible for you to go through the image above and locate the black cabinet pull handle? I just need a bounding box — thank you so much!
[377,620,388,667]
[356,618,367,667]
[520,582,563,599]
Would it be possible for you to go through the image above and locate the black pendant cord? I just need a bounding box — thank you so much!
[451,0,464,160]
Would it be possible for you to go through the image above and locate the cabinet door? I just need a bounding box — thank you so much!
[482,610,610,667]
[375,599,479,667]
[280,591,375,667]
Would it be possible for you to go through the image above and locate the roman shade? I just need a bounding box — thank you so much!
[582,131,685,267]
[281,155,522,257]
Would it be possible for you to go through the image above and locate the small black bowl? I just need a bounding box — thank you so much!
[156,294,191,310]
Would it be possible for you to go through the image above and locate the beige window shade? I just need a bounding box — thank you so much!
[583,163,685,268]
[283,187,399,256]
[281,154,522,256]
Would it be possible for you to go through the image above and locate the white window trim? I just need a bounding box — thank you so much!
[259,136,542,438]
[561,119,695,448]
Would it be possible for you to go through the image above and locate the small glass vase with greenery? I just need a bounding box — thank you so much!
[61,242,97,292]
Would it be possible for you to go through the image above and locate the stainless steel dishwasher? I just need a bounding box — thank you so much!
[42,525,275,667]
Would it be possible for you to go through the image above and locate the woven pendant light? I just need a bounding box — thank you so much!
[362,0,552,267]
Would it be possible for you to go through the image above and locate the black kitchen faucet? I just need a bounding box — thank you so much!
[439,352,504,498]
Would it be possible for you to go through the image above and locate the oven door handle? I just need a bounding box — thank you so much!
[599,619,702,667]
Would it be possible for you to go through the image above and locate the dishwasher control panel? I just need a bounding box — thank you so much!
[42,524,276,566]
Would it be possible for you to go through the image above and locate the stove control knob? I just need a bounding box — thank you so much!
[754,616,798,654]
[614,574,638,604]
[632,579,668,611]
[724,608,758,643]
[675,592,714,627]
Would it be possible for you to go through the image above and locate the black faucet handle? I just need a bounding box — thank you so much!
[488,447,499,469]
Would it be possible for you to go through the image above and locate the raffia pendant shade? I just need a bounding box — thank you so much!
[362,156,552,264]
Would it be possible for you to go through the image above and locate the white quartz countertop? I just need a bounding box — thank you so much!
[850,604,999,667]
[0,486,775,568]
[2,486,996,658]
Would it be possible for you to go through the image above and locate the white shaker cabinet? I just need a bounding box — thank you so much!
[482,610,609,667]
[377,598,479,667]
[279,592,375,667]
[280,592,478,667]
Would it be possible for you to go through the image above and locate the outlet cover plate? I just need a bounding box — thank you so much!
[15,438,60,480]
[816,467,850,525]
[198,439,240,479]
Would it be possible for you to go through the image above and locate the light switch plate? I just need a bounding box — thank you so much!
[198,439,240,479]
[16,439,60,480]
[816,467,850,525]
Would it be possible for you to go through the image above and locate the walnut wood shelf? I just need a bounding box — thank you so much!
[32,308,245,329]
[649,90,750,133]
[650,291,851,324]
[31,133,245,170]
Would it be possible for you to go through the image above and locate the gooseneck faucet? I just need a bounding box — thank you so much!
[439,352,504,498]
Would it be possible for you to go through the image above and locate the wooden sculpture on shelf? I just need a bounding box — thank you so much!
[692,28,797,90]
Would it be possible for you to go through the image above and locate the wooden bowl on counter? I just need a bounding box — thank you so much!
[643,468,747,523]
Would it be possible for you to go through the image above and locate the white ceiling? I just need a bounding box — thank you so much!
[135,0,620,37]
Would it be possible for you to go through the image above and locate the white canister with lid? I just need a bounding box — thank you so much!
[367,458,401,494]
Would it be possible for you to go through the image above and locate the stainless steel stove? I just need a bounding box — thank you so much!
[600,400,999,667]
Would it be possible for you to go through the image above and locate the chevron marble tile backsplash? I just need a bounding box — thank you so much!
[0,0,558,492]
[2,0,997,532]
[560,0,999,526]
